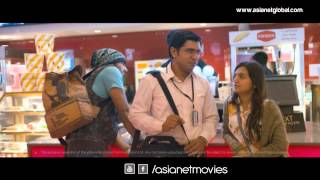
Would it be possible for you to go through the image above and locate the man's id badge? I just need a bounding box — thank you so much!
[192,110,198,127]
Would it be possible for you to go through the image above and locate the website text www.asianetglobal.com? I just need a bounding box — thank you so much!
[235,7,304,14]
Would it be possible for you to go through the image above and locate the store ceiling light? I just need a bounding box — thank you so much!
[308,43,314,49]
[200,23,207,27]
[94,30,102,33]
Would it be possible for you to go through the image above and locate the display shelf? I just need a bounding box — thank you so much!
[1,130,49,135]
[0,91,50,157]
[0,150,27,154]
[0,152,28,157]
[0,111,45,115]
[0,91,43,101]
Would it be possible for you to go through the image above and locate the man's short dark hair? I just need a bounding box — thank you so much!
[166,30,202,58]
[252,51,268,66]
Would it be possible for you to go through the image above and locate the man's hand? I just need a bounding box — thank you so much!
[162,114,185,132]
[184,136,208,157]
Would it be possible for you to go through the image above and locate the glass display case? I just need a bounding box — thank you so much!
[134,59,167,90]
[0,92,51,157]
[0,91,58,157]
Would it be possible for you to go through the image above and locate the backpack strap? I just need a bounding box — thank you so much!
[150,71,179,115]
[82,66,100,80]
[83,63,112,80]
[58,137,67,146]
[130,129,141,154]
[83,64,112,109]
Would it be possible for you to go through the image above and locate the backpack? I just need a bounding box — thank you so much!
[42,65,100,143]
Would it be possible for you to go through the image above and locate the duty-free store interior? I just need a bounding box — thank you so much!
[0,23,320,157]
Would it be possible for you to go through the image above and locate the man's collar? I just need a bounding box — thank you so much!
[164,62,194,83]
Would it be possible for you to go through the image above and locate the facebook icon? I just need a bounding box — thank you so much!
[138,164,148,174]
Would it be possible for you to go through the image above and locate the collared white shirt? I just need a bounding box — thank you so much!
[129,63,218,145]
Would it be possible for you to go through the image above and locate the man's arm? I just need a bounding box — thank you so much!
[185,83,218,157]
[200,83,218,142]
[128,75,164,135]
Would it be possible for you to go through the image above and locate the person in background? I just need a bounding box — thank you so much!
[129,30,218,157]
[66,48,134,157]
[269,61,278,75]
[252,51,273,77]
[223,61,288,157]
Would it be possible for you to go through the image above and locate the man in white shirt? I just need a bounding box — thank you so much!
[129,30,218,157]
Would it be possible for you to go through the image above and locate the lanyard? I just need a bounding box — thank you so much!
[236,104,252,153]
[171,75,195,110]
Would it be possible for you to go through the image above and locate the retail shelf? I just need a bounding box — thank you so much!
[0,130,49,135]
[0,91,43,101]
[0,111,45,115]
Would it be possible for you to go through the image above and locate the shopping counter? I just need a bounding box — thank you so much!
[206,121,320,157]
[28,122,320,158]
[27,98,320,157]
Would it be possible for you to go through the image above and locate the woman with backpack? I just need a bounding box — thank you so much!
[65,48,134,157]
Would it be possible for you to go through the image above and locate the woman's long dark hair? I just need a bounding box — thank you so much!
[231,61,267,141]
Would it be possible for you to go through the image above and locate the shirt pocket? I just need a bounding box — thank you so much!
[152,93,182,117]
[152,94,167,114]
